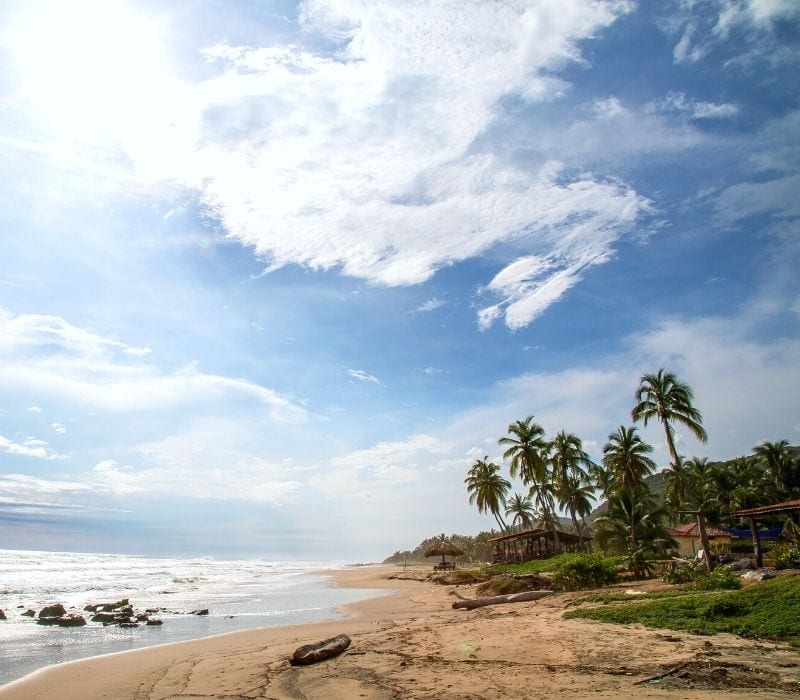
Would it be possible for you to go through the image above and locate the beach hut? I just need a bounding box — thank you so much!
[665,522,732,558]
[488,528,591,563]
[731,498,800,567]
[424,537,464,570]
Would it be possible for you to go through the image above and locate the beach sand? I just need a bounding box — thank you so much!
[1,564,797,699]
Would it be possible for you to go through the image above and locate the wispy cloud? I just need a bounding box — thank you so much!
[347,368,385,387]
[51,422,66,434]
[0,434,69,460]
[414,298,445,313]
[0,310,306,420]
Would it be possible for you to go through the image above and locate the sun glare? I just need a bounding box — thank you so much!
[7,0,172,143]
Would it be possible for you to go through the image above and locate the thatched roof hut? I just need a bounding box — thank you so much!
[424,537,464,565]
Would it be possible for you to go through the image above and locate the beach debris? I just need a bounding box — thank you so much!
[452,590,553,610]
[290,634,352,666]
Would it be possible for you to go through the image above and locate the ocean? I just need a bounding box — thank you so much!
[0,549,386,686]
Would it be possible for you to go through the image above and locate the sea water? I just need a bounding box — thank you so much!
[0,549,385,685]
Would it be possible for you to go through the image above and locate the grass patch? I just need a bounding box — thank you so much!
[485,553,623,576]
[571,588,699,605]
[565,576,800,641]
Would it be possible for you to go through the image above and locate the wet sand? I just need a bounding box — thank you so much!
[1,564,797,699]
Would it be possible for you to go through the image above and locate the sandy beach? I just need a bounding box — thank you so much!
[1,564,798,699]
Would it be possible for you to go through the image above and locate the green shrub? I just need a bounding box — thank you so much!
[771,545,800,570]
[693,565,741,591]
[551,553,619,591]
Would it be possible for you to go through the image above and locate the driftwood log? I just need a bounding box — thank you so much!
[290,634,352,666]
[452,590,553,610]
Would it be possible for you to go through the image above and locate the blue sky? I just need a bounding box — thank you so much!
[0,0,798,559]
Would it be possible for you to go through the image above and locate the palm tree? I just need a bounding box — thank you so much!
[632,369,707,509]
[594,489,673,576]
[550,431,594,539]
[602,426,657,552]
[499,416,559,548]
[465,456,511,531]
[505,492,537,530]
[753,440,799,498]
[557,473,595,539]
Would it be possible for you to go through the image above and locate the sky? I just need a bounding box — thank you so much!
[0,0,798,560]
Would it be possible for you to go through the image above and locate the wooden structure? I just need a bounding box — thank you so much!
[424,537,464,570]
[732,498,800,567]
[489,528,590,563]
[666,522,732,558]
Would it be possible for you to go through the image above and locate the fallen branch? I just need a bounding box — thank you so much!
[452,590,553,610]
[633,665,684,685]
[290,634,351,666]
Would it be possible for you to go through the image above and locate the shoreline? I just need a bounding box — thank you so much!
[0,565,410,699]
[2,564,798,699]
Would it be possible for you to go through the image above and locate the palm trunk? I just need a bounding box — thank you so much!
[661,414,686,509]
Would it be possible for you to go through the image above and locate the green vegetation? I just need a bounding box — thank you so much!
[771,545,800,570]
[565,576,800,641]
[550,553,619,591]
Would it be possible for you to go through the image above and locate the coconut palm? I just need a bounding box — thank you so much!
[465,457,511,531]
[753,440,800,498]
[594,488,672,562]
[603,426,656,497]
[505,492,537,530]
[632,369,707,509]
[498,416,559,547]
[550,431,594,539]
[602,426,657,551]
[557,472,595,539]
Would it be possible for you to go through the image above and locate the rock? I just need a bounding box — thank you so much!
[145,608,159,614]
[56,614,86,627]
[21,609,35,617]
[40,603,67,618]
[119,622,139,628]
[37,617,60,625]
[190,608,209,616]
[146,618,163,626]
[136,613,150,622]
[742,569,775,582]
[290,634,352,666]
[0,609,6,620]
[90,612,119,624]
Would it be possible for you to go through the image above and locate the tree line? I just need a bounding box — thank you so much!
[465,368,800,560]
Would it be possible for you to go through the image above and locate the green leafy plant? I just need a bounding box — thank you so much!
[551,553,619,591]
[693,565,741,591]
[771,545,800,570]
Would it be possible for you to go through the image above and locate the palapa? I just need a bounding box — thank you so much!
[424,537,464,566]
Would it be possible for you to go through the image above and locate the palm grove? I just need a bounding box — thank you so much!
[465,369,800,563]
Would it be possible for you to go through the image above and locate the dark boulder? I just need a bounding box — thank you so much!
[146,618,163,626]
[0,609,6,620]
[21,609,35,617]
[190,608,209,616]
[56,614,86,627]
[90,612,119,624]
[40,604,67,618]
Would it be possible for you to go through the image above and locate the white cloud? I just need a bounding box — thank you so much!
[0,310,305,420]
[26,406,42,413]
[651,91,738,120]
[347,368,385,387]
[0,433,69,460]
[668,0,800,65]
[14,0,645,330]
[414,298,445,313]
[51,422,66,434]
